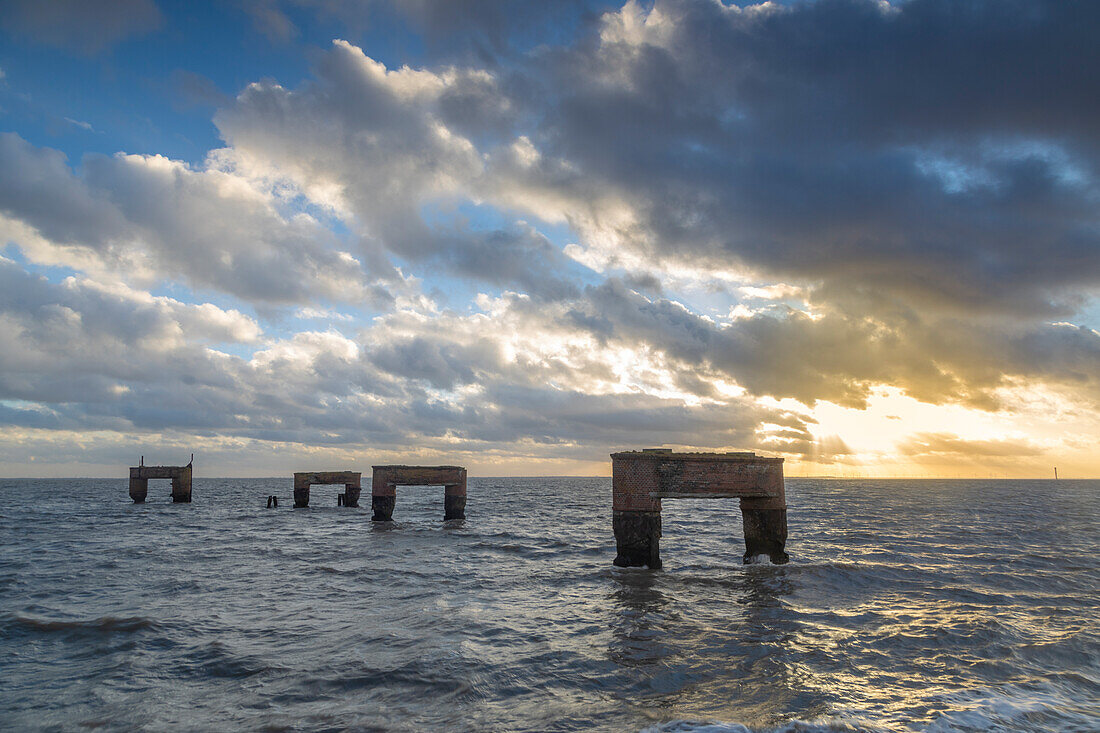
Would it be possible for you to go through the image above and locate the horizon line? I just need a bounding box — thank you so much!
[0,475,1094,481]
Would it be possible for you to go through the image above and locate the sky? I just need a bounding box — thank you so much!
[0,0,1097,478]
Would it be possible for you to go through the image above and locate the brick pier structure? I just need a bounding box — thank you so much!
[293,471,362,508]
[129,457,193,503]
[611,450,788,568]
[371,465,467,521]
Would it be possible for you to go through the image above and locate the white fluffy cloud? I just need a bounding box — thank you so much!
[0,133,378,305]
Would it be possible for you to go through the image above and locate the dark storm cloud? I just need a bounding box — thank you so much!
[513,0,1100,316]
[0,0,163,55]
[264,0,611,61]
[217,0,1100,315]
[392,0,610,60]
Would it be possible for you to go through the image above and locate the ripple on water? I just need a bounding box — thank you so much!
[0,477,1096,732]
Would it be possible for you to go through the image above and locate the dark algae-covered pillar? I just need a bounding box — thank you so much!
[611,451,665,568]
[129,456,193,503]
[371,465,467,521]
[740,495,789,563]
[292,472,362,508]
[611,449,788,567]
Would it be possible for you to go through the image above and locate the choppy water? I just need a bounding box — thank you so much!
[0,477,1097,732]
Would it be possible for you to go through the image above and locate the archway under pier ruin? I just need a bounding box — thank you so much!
[611,450,788,568]
[129,456,193,503]
[371,465,467,521]
[293,471,362,508]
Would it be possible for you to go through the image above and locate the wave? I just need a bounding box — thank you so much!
[7,614,160,634]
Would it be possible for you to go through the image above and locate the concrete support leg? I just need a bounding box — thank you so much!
[613,510,662,568]
[371,494,395,521]
[740,497,788,564]
[344,486,360,508]
[129,477,148,503]
[293,486,310,508]
[170,475,192,503]
[443,484,466,520]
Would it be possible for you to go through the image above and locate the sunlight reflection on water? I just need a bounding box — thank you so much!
[0,478,1097,731]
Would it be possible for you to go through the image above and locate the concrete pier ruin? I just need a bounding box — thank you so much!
[371,465,467,521]
[129,456,193,503]
[293,472,362,508]
[611,450,787,568]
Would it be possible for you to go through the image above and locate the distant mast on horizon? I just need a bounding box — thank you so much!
[1054,466,1058,480]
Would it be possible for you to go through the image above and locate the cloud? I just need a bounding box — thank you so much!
[561,279,1100,410]
[0,133,379,306]
[510,0,1100,317]
[170,70,232,110]
[0,259,818,459]
[210,2,1100,319]
[898,432,1044,458]
[242,0,299,43]
[63,117,94,132]
[214,40,580,299]
[0,0,163,55]
[0,259,259,411]
[2,0,1099,476]
[260,0,607,61]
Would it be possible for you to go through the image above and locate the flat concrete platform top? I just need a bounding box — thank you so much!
[293,471,361,480]
[611,450,783,463]
[372,465,465,470]
[130,465,190,478]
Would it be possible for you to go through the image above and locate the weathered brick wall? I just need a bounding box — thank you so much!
[611,455,662,512]
[611,451,784,508]
[656,459,783,498]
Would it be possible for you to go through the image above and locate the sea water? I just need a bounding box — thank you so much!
[1,478,1097,731]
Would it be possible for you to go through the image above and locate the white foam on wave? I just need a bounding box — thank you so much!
[924,680,1093,731]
